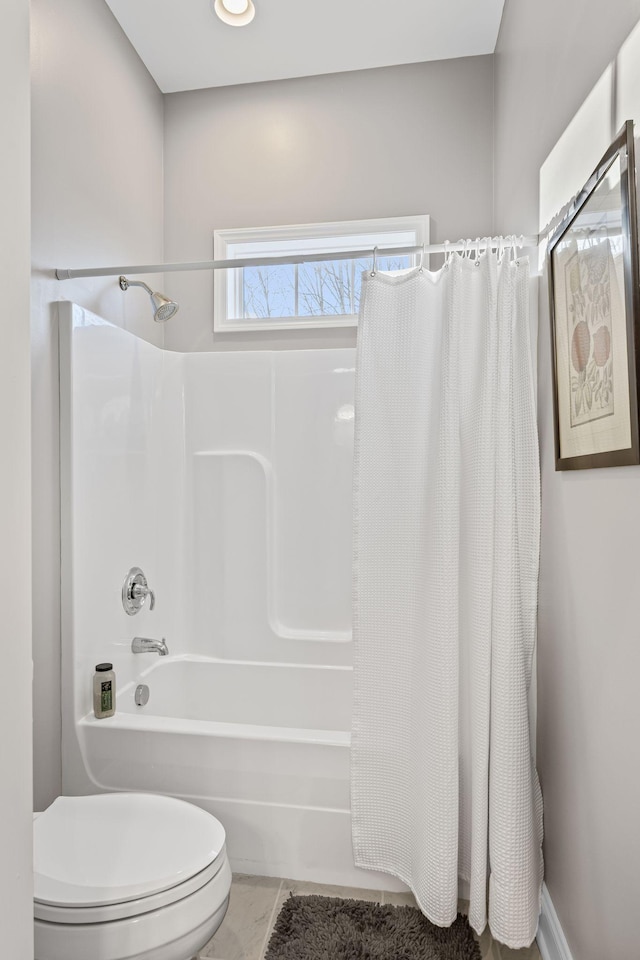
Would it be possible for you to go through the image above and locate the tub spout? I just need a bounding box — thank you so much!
[132,636,169,656]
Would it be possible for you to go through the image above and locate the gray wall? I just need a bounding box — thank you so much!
[494,0,640,234]
[31,0,165,810]
[494,3,640,959]
[1,1,33,955]
[163,57,494,352]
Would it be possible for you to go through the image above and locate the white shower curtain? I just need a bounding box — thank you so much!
[351,248,543,949]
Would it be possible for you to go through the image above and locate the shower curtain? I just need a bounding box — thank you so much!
[351,247,543,950]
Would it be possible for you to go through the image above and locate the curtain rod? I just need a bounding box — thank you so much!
[54,236,539,281]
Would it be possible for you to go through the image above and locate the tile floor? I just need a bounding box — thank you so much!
[197,874,542,960]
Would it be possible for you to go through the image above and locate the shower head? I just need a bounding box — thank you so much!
[119,276,179,323]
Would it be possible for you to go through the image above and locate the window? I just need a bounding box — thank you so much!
[213,215,429,332]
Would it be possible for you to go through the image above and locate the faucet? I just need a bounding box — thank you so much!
[132,637,169,656]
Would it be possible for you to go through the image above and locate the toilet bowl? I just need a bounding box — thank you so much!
[34,792,232,960]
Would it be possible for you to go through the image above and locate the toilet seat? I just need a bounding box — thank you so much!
[35,864,231,960]
[34,793,232,960]
[35,857,226,924]
[34,793,227,921]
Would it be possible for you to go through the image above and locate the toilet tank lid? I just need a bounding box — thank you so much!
[33,793,226,907]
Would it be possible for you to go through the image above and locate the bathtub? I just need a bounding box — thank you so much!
[76,655,394,888]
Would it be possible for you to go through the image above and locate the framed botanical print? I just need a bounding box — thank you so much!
[548,120,640,470]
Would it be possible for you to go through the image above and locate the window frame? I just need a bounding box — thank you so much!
[213,214,430,332]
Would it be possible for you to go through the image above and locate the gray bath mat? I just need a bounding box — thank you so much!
[265,895,481,960]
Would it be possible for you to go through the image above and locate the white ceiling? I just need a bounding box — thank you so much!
[105,0,506,93]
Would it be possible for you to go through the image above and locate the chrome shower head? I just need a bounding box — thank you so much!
[119,276,179,323]
[151,292,179,323]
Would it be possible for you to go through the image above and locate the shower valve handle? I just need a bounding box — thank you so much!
[132,582,155,610]
[122,567,156,615]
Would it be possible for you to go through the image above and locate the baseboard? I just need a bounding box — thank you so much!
[537,884,574,960]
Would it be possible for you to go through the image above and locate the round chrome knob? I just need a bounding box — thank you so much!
[122,567,155,615]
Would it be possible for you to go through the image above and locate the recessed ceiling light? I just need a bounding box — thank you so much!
[213,0,255,27]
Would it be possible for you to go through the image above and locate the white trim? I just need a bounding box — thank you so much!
[214,214,430,247]
[213,214,430,333]
[537,883,575,960]
[214,314,359,334]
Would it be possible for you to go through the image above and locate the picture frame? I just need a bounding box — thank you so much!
[547,120,640,470]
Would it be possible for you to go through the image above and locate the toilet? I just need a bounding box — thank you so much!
[34,792,232,960]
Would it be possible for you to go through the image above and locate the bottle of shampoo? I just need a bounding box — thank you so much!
[93,663,116,719]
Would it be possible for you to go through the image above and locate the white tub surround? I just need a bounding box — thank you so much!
[60,302,401,888]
